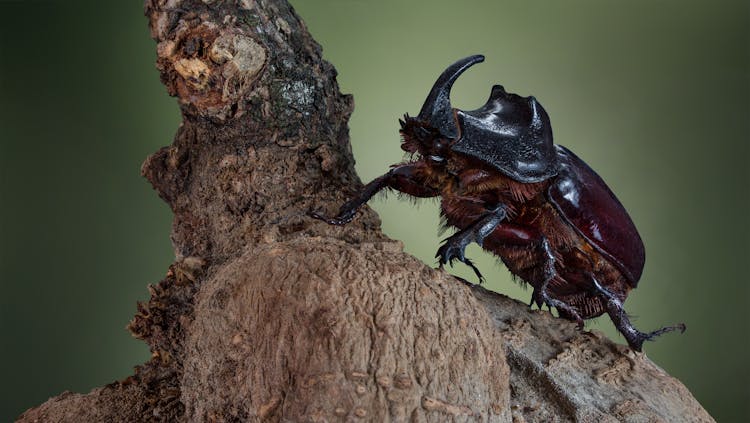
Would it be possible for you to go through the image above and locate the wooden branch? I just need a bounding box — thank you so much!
[18,0,714,421]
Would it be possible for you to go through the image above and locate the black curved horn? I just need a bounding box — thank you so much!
[418,55,484,138]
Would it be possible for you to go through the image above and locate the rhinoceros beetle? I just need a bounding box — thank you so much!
[312,55,684,351]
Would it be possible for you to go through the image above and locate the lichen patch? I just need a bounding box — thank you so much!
[279,80,314,114]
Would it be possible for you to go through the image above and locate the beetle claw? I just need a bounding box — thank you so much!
[463,257,485,284]
[531,284,583,327]
[435,237,484,283]
[621,323,686,352]
[530,287,545,309]
[309,210,355,226]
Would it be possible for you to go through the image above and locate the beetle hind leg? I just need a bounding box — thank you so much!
[590,277,686,351]
[530,238,584,328]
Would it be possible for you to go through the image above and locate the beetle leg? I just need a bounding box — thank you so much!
[311,164,439,225]
[590,276,686,351]
[529,238,556,308]
[435,205,508,283]
[530,238,584,328]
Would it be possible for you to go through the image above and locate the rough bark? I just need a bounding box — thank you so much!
[18,0,713,422]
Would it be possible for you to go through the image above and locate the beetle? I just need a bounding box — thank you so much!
[312,55,684,351]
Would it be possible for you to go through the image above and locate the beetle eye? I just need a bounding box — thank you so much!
[434,138,450,150]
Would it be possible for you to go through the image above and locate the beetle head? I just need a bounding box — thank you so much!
[412,55,558,183]
[399,114,451,162]
[400,56,484,161]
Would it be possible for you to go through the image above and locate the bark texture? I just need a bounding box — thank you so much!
[19,0,713,422]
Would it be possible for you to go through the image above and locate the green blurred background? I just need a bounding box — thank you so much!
[0,0,747,421]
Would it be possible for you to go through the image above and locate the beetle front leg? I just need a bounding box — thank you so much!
[435,205,508,282]
[590,277,686,351]
[311,164,439,225]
